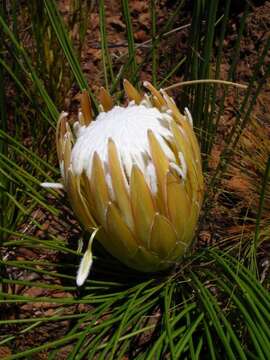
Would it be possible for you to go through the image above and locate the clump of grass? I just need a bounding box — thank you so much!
[226,119,270,277]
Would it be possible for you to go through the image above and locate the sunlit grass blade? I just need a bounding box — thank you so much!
[0,58,55,126]
[191,273,239,359]
[0,15,59,124]
[164,282,176,359]
[150,0,158,86]
[99,0,115,90]
[121,0,138,82]
[44,0,98,113]
[249,155,270,273]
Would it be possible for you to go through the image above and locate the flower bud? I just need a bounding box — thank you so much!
[53,81,204,281]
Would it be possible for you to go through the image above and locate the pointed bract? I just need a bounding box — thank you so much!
[80,90,92,125]
[150,213,178,258]
[148,130,169,208]
[165,171,191,241]
[99,87,114,111]
[144,81,166,108]
[90,152,110,227]
[108,138,134,230]
[130,165,155,248]
[106,202,138,257]
[123,79,142,104]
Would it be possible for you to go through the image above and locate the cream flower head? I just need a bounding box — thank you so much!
[43,80,204,285]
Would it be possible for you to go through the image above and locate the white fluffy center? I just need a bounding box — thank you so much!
[71,103,175,194]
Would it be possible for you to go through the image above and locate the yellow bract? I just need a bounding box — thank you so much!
[56,80,204,272]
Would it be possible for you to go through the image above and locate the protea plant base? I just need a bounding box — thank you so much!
[43,80,204,285]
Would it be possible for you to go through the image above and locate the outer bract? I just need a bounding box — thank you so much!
[56,81,204,274]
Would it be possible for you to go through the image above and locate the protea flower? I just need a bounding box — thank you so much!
[42,80,204,285]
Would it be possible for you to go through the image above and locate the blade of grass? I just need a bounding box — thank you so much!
[44,0,98,113]
[121,0,138,81]
[174,313,204,358]
[0,14,59,124]
[252,156,270,256]
[164,282,176,360]
[150,0,158,86]
[99,0,115,90]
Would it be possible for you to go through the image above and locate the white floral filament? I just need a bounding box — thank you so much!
[70,104,176,195]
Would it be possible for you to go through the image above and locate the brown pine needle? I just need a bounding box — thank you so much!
[163,79,248,91]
